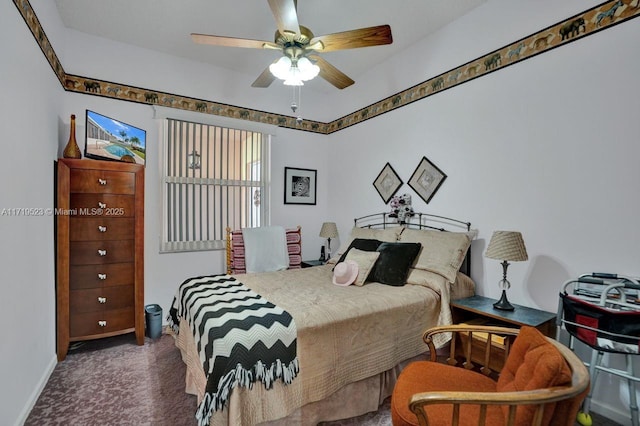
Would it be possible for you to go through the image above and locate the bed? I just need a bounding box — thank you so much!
[168,212,477,426]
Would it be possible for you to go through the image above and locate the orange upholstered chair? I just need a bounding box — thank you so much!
[391,325,589,426]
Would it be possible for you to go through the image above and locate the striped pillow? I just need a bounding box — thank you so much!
[229,227,302,274]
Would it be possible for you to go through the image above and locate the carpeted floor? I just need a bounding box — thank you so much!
[26,332,197,426]
[26,332,394,426]
[26,331,621,425]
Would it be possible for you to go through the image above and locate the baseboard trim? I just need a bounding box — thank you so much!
[14,354,57,426]
[592,400,632,426]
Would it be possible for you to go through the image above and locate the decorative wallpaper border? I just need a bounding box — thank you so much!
[14,0,66,86]
[328,0,640,133]
[61,73,326,133]
[13,0,640,135]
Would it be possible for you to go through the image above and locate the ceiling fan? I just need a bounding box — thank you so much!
[191,0,393,89]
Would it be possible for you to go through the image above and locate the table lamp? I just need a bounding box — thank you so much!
[485,230,528,311]
[319,222,338,260]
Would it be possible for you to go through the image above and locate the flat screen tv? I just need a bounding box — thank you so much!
[84,110,146,166]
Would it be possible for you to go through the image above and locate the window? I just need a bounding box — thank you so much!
[161,118,270,252]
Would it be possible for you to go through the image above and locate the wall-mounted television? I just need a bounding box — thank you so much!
[84,110,146,166]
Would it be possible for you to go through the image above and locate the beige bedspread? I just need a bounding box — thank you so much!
[173,264,469,426]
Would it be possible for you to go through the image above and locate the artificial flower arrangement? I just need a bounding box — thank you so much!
[388,193,415,223]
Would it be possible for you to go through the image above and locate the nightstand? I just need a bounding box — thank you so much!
[301,259,325,268]
[450,295,557,371]
[451,295,557,337]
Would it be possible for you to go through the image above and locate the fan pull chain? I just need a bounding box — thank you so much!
[291,86,303,124]
[290,86,297,113]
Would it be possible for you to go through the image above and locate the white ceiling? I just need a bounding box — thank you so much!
[54,0,487,92]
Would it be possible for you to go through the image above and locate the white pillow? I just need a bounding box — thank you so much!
[344,248,381,286]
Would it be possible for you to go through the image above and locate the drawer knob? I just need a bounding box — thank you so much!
[98,179,107,186]
[98,225,107,232]
[98,202,107,209]
[98,249,107,256]
[98,320,107,327]
[97,296,107,304]
[98,273,107,280]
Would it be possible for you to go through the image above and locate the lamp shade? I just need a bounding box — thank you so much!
[319,222,338,239]
[485,231,528,262]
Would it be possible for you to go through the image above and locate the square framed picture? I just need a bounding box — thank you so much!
[408,156,447,203]
[284,167,317,205]
[373,162,403,203]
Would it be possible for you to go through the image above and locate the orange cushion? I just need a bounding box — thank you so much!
[496,326,573,425]
[391,361,506,426]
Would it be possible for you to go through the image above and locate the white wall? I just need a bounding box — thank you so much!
[0,1,64,424]
[4,0,640,424]
[330,19,640,310]
[328,5,640,423]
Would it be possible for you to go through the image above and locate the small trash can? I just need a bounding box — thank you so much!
[145,304,163,339]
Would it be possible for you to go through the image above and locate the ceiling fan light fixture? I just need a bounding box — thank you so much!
[269,56,293,80]
[271,56,319,86]
[297,57,320,80]
[284,65,304,86]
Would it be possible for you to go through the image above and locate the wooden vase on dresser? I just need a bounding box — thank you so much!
[56,158,144,361]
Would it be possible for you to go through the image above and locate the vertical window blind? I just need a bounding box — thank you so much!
[161,118,270,252]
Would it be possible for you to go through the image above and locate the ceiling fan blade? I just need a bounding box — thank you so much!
[251,63,277,88]
[308,55,354,90]
[309,25,392,52]
[191,33,280,50]
[268,0,300,36]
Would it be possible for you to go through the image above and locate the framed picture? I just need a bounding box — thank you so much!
[284,167,317,205]
[373,162,403,203]
[408,156,447,203]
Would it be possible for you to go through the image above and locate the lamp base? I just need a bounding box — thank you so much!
[493,290,515,311]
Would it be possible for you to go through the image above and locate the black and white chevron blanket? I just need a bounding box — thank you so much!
[168,274,299,426]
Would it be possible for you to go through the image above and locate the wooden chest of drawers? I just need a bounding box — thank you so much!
[56,159,144,361]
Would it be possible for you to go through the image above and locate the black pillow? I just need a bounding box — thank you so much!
[369,242,422,286]
[333,238,383,269]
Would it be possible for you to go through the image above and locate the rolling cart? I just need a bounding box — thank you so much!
[557,272,640,426]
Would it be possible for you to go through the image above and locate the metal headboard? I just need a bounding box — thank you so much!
[353,212,473,276]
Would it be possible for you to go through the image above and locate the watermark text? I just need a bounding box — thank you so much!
[1,207,125,216]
